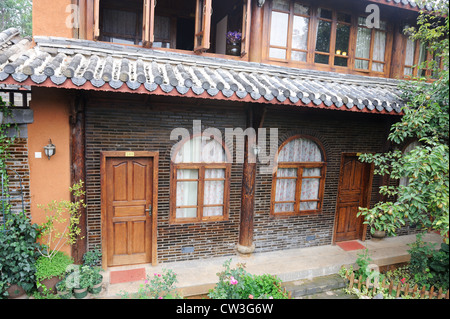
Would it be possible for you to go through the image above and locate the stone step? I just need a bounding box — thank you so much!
[283,274,348,298]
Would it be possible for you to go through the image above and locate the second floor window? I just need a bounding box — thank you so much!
[266,0,393,76]
[95,0,251,56]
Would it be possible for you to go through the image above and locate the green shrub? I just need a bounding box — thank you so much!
[120,269,182,299]
[35,251,74,283]
[0,212,42,298]
[208,259,288,299]
[407,233,449,290]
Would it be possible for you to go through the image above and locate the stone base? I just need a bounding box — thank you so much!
[236,244,255,255]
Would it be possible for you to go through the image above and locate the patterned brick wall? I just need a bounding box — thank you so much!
[2,138,31,217]
[253,108,393,253]
[85,96,403,264]
[85,98,246,263]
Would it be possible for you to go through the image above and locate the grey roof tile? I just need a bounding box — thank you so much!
[0,33,411,115]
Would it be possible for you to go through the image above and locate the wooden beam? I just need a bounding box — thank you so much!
[249,0,264,63]
[71,94,87,264]
[390,21,406,79]
[238,105,257,254]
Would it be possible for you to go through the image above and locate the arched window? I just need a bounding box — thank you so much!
[271,136,326,216]
[171,136,230,223]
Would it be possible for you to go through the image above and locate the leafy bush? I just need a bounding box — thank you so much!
[208,259,288,299]
[82,248,102,267]
[0,212,42,297]
[120,269,181,299]
[35,251,74,283]
[408,233,449,290]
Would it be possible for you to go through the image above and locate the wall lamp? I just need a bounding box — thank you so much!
[44,139,56,160]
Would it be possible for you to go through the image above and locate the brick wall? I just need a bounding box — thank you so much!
[1,138,31,218]
[85,97,246,263]
[85,95,402,264]
[253,108,394,252]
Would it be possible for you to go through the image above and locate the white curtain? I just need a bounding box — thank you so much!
[372,30,386,72]
[275,138,323,213]
[203,169,225,216]
[175,137,226,218]
[404,38,415,76]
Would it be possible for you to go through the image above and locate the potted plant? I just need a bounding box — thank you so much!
[73,265,92,299]
[34,181,85,294]
[55,277,72,299]
[35,251,74,294]
[89,267,103,295]
[226,31,242,56]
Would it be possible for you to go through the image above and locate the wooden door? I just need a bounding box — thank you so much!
[334,154,373,242]
[103,155,155,266]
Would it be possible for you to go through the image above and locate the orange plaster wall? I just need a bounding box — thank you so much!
[28,87,72,256]
[32,0,74,38]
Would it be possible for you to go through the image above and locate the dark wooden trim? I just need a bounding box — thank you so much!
[70,94,87,264]
[100,151,159,268]
[169,133,232,224]
[332,152,374,243]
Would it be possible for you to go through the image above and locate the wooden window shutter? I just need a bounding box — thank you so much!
[143,0,155,47]
[194,0,212,53]
[94,0,100,39]
[240,0,251,57]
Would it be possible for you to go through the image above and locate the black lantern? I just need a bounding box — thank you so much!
[44,139,56,160]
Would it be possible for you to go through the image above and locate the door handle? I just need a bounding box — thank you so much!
[145,204,152,216]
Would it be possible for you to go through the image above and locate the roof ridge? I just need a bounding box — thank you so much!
[0,28,20,47]
[34,36,402,89]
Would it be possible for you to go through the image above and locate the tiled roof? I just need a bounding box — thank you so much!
[0,30,406,114]
[371,0,441,11]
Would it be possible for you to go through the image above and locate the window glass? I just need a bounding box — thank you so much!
[273,0,290,11]
[172,137,229,222]
[334,23,350,66]
[292,16,309,51]
[273,137,325,215]
[270,11,289,47]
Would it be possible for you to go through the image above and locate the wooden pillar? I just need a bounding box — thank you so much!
[237,1,265,255]
[390,21,406,79]
[237,106,257,254]
[71,94,87,264]
[248,0,264,63]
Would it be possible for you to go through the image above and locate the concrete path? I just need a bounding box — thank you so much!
[98,232,442,299]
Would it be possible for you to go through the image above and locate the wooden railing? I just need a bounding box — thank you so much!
[344,270,449,299]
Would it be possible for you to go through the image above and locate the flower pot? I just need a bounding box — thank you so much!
[7,284,26,299]
[73,287,88,299]
[227,42,241,56]
[38,276,61,294]
[372,230,386,239]
[56,287,72,299]
[89,275,103,295]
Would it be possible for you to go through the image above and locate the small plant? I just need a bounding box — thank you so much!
[208,259,288,299]
[37,181,86,260]
[120,269,181,299]
[226,31,242,44]
[35,251,74,285]
[355,249,373,281]
[83,248,102,267]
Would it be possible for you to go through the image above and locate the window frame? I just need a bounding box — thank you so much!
[94,0,251,56]
[270,135,327,217]
[264,0,394,77]
[170,137,231,224]
[354,16,389,74]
